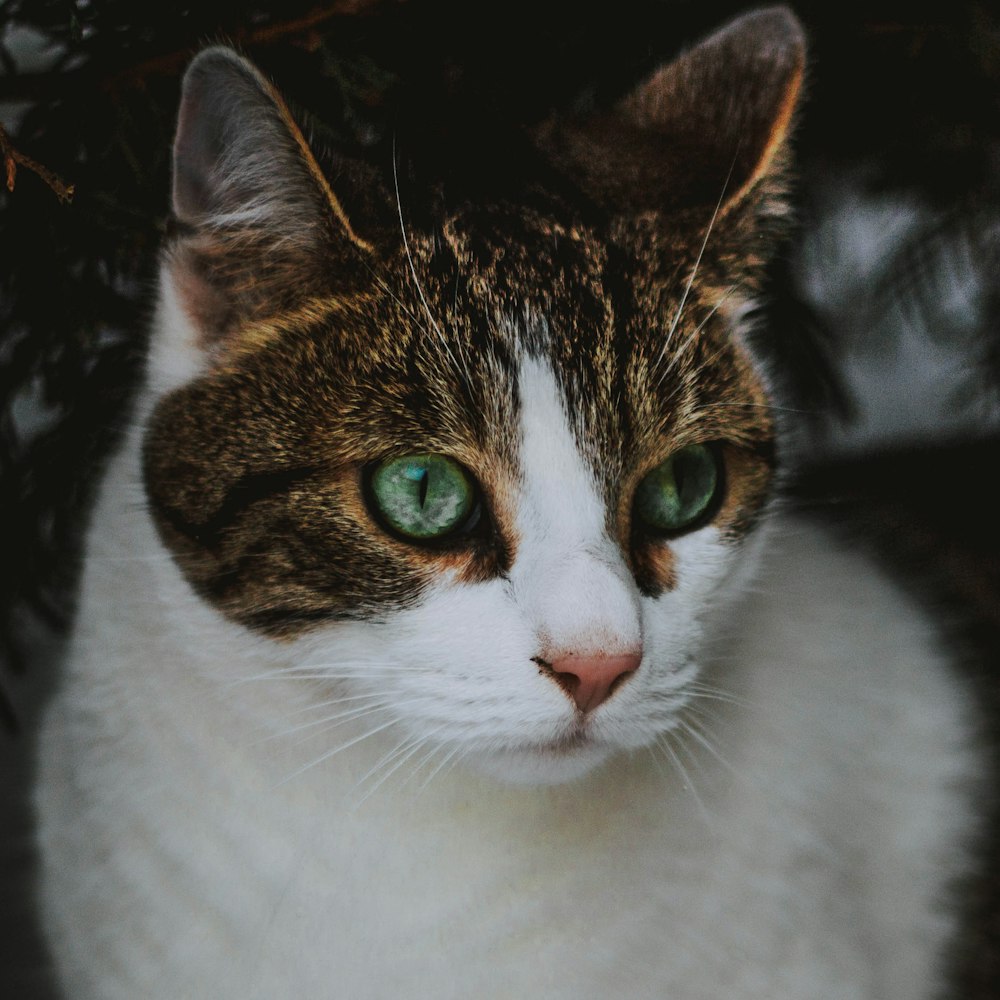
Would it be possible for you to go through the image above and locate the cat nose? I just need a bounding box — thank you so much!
[544,652,641,713]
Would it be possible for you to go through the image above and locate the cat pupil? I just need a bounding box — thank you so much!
[674,460,687,499]
[403,463,430,507]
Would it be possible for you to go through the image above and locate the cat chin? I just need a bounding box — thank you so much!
[465,740,615,786]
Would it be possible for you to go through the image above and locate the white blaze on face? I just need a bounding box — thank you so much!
[508,355,642,663]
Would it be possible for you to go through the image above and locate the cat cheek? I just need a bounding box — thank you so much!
[635,533,748,656]
[388,587,585,727]
[358,582,544,682]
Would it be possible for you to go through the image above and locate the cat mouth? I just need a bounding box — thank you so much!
[467,721,616,784]
[530,724,597,756]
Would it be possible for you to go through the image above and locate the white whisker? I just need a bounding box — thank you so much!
[353,724,449,806]
[274,714,401,787]
[686,681,749,709]
[654,731,713,829]
[391,137,471,388]
[232,663,423,685]
[656,283,742,388]
[277,691,394,721]
[414,740,465,793]
[353,729,427,792]
[679,716,737,778]
[279,702,395,750]
[657,162,735,366]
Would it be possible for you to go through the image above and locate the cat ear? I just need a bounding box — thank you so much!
[168,47,373,348]
[536,6,805,217]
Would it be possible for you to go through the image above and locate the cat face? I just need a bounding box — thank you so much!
[144,8,804,784]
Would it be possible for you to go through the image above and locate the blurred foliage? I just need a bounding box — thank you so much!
[0,0,999,730]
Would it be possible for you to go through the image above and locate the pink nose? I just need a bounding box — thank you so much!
[545,652,641,713]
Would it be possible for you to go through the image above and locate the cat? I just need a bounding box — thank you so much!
[33,7,986,998]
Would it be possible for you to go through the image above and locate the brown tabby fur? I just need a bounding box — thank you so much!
[144,8,803,638]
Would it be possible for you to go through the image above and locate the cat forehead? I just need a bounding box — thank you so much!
[192,281,772,501]
[217,204,756,411]
[396,201,730,326]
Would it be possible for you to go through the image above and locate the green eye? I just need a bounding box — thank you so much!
[634,444,720,535]
[368,454,476,541]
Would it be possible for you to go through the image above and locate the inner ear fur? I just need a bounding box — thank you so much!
[169,47,373,347]
[534,6,806,218]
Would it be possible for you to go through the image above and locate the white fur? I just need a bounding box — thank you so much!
[145,272,211,397]
[510,356,642,660]
[35,312,984,998]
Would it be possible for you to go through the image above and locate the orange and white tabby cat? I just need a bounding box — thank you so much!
[35,8,983,998]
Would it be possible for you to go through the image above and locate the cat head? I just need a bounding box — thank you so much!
[143,7,805,784]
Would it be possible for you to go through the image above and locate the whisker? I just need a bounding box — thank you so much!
[677,716,735,776]
[656,283,741,389]
[397,738,453,793]
[280,686,448,749]
[391,137,471,388]
[657,160,735,365]
[670,723,712,777]
[685,681,750,709]
[274,715,400,787]
[358,252,428,332]
[277,691,394,721]
[279,702,395,749]
[232,663,422,685]
[262,695,392,742]
[660,333,745,411]
[654,732,713,828]
[354,730,427,792]
[353,723,450,806]
[415,741,465,793]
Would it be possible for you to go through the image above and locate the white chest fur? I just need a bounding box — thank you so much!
[35,430,981,1000]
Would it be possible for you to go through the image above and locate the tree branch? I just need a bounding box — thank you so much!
[0,122,74,202]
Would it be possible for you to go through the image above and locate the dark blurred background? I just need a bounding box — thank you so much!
[1,1,998,996]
